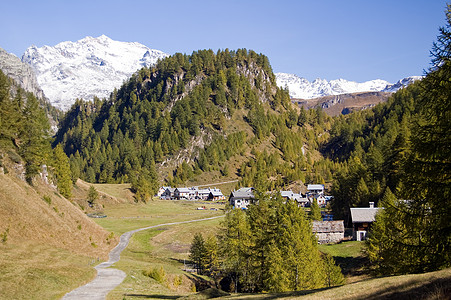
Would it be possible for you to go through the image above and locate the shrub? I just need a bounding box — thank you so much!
[43,195,52,205]
[1,227,9,243]
[143,266,166,284]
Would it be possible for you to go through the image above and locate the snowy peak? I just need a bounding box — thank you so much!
[22,35,169,111]
[275,73,421,99]
[382,76,423,93]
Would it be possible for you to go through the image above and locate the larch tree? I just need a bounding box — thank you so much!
[53,144,73,199]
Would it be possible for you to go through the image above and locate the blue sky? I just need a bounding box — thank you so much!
[0,0,446,83]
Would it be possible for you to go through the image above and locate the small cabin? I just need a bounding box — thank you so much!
[350,202,381,241]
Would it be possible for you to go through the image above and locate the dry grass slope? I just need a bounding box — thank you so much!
[0,173,119,299]
[0,174,117,258]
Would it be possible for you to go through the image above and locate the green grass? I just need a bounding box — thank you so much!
[318,241,364,258]
[95,199,224,235]
[107,217,223,299]
[319,241,368,282]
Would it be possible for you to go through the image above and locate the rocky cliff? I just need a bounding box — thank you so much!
[0,47,45,99]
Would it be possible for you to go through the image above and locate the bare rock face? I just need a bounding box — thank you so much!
[0,47,45,99]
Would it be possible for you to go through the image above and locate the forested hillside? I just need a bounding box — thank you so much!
[54,49,338,199]
[324,8,451,276]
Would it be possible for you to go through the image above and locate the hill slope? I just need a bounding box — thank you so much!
[0,173,116,258]
[54,49,337,195]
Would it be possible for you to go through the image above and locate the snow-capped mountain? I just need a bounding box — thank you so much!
[382,76,423,93]
[22,35,169,111]
[275,73,422,99]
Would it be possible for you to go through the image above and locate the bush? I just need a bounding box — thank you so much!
[1,227,9,243]
[143,266,166,284]
[43,195,52,205]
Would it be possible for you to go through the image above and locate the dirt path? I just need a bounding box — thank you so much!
[62,215,224,300]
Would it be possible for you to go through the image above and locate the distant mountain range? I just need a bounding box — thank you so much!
[275,72,423,100]
[21,35,168,110]
[0,35,423,111]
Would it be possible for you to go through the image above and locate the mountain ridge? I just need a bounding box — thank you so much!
[275,72,422,99]
[21,35,169,110]
[0,47,45,99]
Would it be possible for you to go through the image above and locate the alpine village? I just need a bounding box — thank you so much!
[0,4,450,300]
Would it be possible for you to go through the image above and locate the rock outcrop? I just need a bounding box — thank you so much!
[0,47,45,99]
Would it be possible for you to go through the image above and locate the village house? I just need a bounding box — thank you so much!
[161,187,176,200]
[280,190,302,201]
[207,190,225,201]
[350,202,381,241]
[312,220,344,244]
[174,187,191,200]
[280,190,309,207]
[229,187,255,209]
[309,193,327,207]
[307,184,325,195]
[157,186,170,197]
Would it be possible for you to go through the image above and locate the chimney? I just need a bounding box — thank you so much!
[369,202,374,208]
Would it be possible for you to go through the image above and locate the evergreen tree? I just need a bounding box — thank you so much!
[204,235,221,286]
[365,7,451,274]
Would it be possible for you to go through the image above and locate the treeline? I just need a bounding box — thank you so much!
[190,194,344,293]
[0,70,72,197]
[323,83,421,224]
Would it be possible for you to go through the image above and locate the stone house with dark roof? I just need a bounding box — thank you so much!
[312,220,344,244]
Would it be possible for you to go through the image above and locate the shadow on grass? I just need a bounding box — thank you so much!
[357,277,451,300]
[334,255,369,276]
[123,294,180,299]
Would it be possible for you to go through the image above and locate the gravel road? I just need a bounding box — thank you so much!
[62,215,223,299]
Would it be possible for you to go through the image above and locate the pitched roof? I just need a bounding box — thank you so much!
[280,191,294,198]
[176,187,191,193]
[209,191,224,197]
[312,221,344,233]
[230,187,254,199]
[350,207,381,223]
[307,184,324,190]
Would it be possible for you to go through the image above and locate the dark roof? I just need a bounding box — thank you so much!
[209,191,224,197]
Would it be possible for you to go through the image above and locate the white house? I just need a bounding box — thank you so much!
[307,184,325,195]
[157,186,170,197]
[161,187,176,200]
[229,187,255,209]
[174,187,191,200]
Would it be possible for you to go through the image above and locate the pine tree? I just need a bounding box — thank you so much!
[365,188,396,275]
[204,235,221,286]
